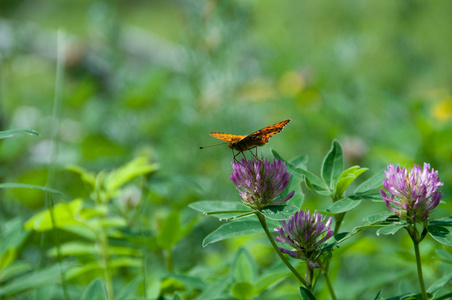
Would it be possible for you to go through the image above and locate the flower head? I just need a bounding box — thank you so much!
[274,210,333,268]
[230,158,294,210]
[380,163,443,222]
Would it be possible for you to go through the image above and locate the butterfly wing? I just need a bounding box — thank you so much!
[239,119,291,147]
[209,132,246,143]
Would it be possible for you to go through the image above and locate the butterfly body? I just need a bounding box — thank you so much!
[207,119,291,158]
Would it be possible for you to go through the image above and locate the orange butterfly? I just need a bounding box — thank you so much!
[200,119,291,159]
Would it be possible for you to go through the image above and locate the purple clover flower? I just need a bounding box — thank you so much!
[230,158,295,210]
[380,163,443,222]
[274,210,333,268]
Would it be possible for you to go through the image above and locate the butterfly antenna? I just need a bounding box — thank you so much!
[199,143,226,149]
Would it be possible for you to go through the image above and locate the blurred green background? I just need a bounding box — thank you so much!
[1,0,452,299]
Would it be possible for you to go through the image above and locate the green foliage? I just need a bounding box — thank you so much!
[321,140,344,191]
[0,263,71,297]
[299,287,317,300]
[2,1,452,299]
[427,224,452,247]
[81,278,108,300]
[0,183,62,195]
[275,141,372,217]
[66,155,158,204]
[202,220,262,247]
[0,129,39,139]
[14,156,158,298]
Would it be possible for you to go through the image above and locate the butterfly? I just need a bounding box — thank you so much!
[200,119,291,159]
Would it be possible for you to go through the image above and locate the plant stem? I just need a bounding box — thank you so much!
[99,228,114,300]
[413,239,428,300]
[94,201,113,299]
[255,212,307,287]
[318,260,337,300]
[305,264,313,291]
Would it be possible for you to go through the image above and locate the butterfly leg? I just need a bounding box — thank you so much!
[232,149,238,162]
[247,147,258,159]
[253,147,258,158]
[240,151,248,161]
[233,149,245,162]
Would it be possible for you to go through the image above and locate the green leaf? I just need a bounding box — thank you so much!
[67,258,141,280]
[436,249,452,263]
[189,201,252,219]
[172,292,183,300]
[350,192,383,202]
[363,211,394,224]
[331,232,350,243]
[0,183,62,195]
[147,275,161,300]
[259,205,299,220]
[271,150,307,180]
[46,242,95,257]
[234,249,256,283]
[81,278,108,300]
[231,282,255,300]
[376,224,406,236]
[321,232,350,250]
[355,169,385,194]
[436,292,452,300]
[385,292,424,299]
[254,269,290,294]
[290,155,309,168]
[157,211,182,249]
[47,242,139,257]
[428,225,452,246]
[296,168,330,195]
[338,166,364,179]
[24,199,84,231]
[0,261,33,282]
[0,263,70,296]
[66,165,96,187]
[65,262,102,280]
[335,166,368,197]
[430,216,452,227]
[373,290,382,300]
[0,129,39,139]
[427,272,452,295]
[166,274,206,289]
[0,249,16,271]
[62,225,96,241]
[88,217,127,230]
[115,277,141,300]
[271,149,286,162]
[104,155,158,192]
[194,272,233,300]
[0,218,30,257]
[101,258,141,273]
[189,201,250,213]
[321,140,343,189]
[286,184,304,208]
[203,220,262,247]
[318,197,361,215]
[299,286,317,300]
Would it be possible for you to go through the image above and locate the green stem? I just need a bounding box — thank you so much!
[413,238,428,300]
[95,200,113,299]
[99,228,114,300]
[319,209,344,289]
[318,260,337,300]
[305,264,313,291]
[255,212,307,287]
